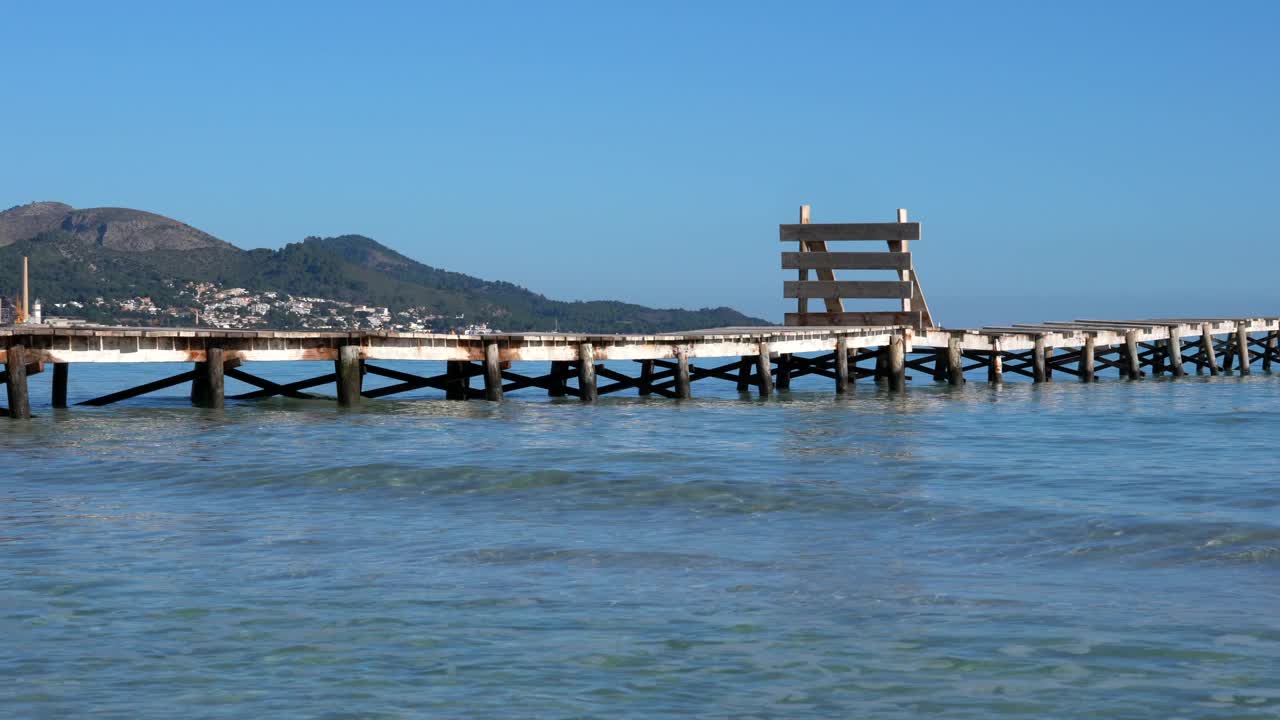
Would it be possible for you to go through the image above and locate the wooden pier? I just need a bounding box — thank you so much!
[2,318,1278,417]
[2,207,1276,417]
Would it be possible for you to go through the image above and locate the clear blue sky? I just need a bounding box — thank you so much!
[3,1,1277,326]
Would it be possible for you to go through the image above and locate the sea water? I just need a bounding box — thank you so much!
[3,362,1279,718]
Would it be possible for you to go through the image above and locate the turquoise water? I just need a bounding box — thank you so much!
[4,362,1280,718]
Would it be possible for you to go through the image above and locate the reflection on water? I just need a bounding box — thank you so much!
[3,362,1280,717]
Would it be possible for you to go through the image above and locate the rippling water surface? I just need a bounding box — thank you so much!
[4,362,1280,718]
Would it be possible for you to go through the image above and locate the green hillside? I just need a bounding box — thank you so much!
[0,210,768,332]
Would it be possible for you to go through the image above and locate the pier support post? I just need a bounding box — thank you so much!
[946,335,964,385]
[191,362,208,405]
[776,354,791,391]
[1165,327,1185,378]
[755,343,774,397]
[874,346,888,383]
[1236,323,1251,376]
[988,338,1003,383]
[445,361,469,400]
[887,335,906,392]
[736,357,751,392]
[675,347,692,399]
[1200,324,1219,375]
[835,336,850,394]
[335,345,362,406]
[52,362,69,408]
[577,343,597,402]
[5,345,31,419]
[483,341,503,402]
[932,348,947,382]
[1080,336,1095,382]
[638,360,654,396]
[1124,331,1141,379]
[1032,336,1048,383]
[548,361,569,397]
[203,347,225,409]
[1265,332,1275,373]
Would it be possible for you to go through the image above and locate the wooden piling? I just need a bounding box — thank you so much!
[776,354,791,391]
[190,362,208,405]
[445,361,469,400]
[335,345,362,406]
[932,348,947,382]
[1236,323,1251,376]
[835,335,850,394]
[946,335,964,385]
[987,338,1003,384]
[755,343,773,397]
[1032,336,1048,383]
[52,362,69,408]
[1124,331,1141,379]
[5,345,31,419]
[577,343,597,402]
[547,361,568,394]
[1200,324,1218,375]
[874,346,888,383]
[675,347,691,399]
[887,335,906,392]
[1166,327,1185,377]
[203,347,225,409]
[736,357,752,392]
[1265,333,1275,373]
[483,341,503,401]
[638,360,654,396]
[1080,336,1095,382]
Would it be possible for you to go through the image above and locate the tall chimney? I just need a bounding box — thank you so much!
[21,255,29,324]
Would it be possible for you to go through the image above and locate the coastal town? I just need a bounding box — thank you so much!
[2,280,497,334]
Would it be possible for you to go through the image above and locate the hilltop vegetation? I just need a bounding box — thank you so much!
[0,202,767,332]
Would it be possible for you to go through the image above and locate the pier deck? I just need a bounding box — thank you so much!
[3,318,1279,416]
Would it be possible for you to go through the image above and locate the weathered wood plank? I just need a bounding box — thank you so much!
[80,369,200,407]
[780,251,911,271]
[785,311,919,327]
[780,222,921,242]
[783,281,913,300]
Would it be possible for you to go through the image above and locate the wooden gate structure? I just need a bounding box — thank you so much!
[782,206,934,330]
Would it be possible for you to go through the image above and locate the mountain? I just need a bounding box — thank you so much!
[0,202,768,332]
[0,202,232,251]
